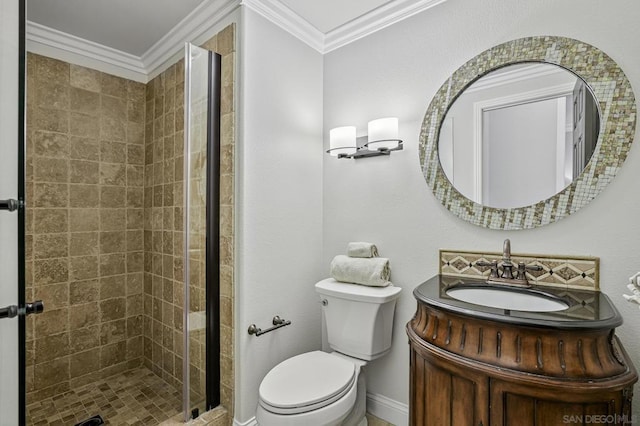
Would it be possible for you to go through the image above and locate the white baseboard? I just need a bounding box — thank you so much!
[233,416,257,426]
[233,393,408,426]
[366,392,409,426]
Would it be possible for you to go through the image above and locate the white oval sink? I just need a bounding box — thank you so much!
[446,286,568,312]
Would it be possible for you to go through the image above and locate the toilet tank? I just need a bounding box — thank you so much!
[315,278,402,361]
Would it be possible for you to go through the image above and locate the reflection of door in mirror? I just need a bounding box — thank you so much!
[439,63,600,209]
[572,79,599,180]
[482,96,570,208]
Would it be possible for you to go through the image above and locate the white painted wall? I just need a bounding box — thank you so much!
[323,0,640,421]
[235,7,324,423]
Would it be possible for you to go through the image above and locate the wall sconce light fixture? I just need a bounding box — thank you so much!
[327,117,403,159]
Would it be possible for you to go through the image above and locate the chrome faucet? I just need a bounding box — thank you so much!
[475,239,541,287]
[501,239,514,279]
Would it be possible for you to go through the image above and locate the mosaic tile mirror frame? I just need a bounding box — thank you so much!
[419,36,636,230]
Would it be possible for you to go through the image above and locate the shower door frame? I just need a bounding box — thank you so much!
[205,49,222,412]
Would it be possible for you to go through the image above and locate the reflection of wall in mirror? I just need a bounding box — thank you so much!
[440,64,579,208]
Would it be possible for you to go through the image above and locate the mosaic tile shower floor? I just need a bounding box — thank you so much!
[27,367,182,426]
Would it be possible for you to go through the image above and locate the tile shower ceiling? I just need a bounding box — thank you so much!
[26,0,395,55]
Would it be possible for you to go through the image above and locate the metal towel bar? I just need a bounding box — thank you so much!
[247,315,291,337]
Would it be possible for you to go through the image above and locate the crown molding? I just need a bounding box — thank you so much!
[464,63,569,94]
[25,0,448,81]
[143,0,240,80]
[26,20,148,82]
[324,0,448,53]
[241,0,449,54]
[26,0,240,83]
[241,0,324,52]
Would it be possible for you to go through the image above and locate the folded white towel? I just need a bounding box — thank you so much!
[330,255,391,287]
[347,242,379,258]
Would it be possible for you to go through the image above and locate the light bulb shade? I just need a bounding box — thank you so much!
[367,117,399,149]
[328,126,357,156]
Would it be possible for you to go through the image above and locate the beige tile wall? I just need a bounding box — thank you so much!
[25,54,147,402]
[142,55,186,391]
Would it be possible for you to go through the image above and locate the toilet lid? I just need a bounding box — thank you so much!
[259,351,356,414]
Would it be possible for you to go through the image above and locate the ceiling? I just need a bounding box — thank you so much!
[27,0,396,57]
[25,0,446,82]
[26,0,206,56]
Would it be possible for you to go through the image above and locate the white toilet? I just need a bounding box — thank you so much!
[256,278,402,426]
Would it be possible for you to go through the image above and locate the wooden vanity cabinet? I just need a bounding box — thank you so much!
[407,300,637,426]
[410,340,488,426]
[489,378,630,426]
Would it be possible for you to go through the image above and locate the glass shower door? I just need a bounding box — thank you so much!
[183,42,221,420]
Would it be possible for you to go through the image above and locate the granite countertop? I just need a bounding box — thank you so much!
[413,275,622,330]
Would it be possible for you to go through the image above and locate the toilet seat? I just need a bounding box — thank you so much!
[259,351,357,415]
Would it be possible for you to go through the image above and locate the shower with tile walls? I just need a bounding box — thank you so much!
[23,24,236,425]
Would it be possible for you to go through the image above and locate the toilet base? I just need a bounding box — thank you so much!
[341,370,366,426]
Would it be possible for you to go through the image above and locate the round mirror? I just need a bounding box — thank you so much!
[438,63,600,209]
[419,36,636,230]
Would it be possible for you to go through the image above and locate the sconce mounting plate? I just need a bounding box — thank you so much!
[336,138,403,159]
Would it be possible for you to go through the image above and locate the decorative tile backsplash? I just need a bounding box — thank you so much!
[440,249,599,291]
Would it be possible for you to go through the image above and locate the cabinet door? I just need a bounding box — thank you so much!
[410,344,489,426]
[490,379,621,426]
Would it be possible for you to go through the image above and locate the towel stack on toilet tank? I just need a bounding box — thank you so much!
[330,242,391,287]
